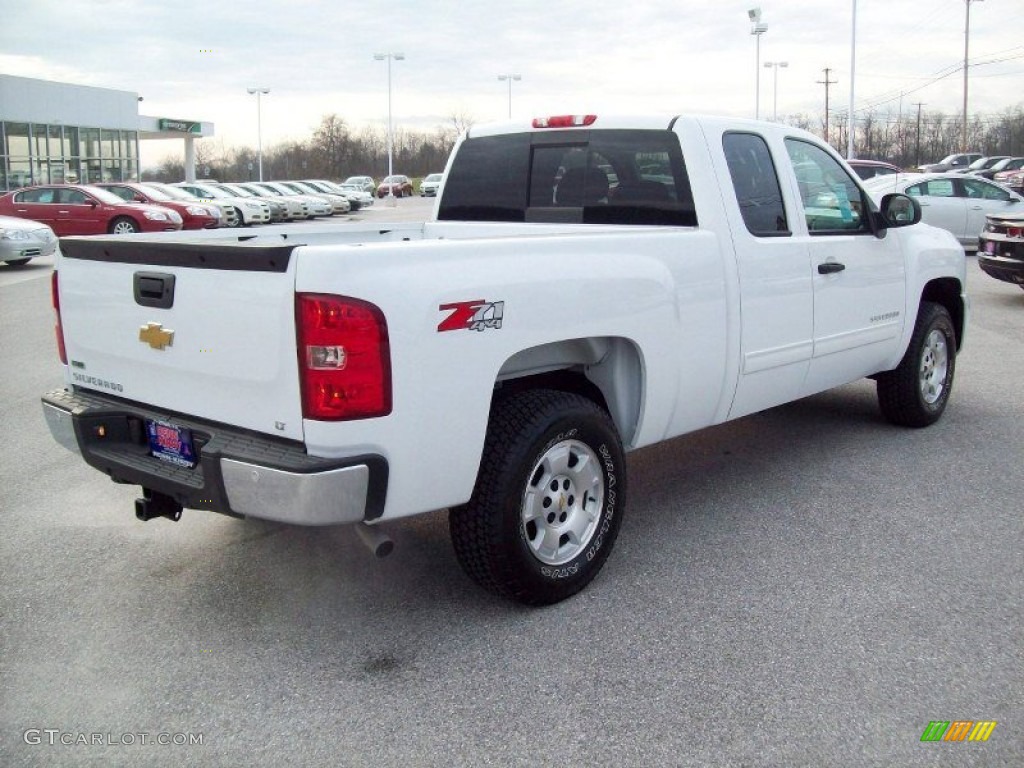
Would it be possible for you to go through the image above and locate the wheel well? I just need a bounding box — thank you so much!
[109,216,137,232]
[921,278,965,350]
[494,337,644,447]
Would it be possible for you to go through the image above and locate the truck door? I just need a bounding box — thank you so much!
[719,132,815,419]
[782,139,906,395]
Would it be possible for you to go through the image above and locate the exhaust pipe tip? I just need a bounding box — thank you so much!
[355,522,394,558]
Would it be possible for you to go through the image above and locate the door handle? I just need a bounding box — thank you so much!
[970,205,983,210]
[818,262,846,274]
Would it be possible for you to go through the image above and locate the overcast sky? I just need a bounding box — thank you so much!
[1,0,1022,167]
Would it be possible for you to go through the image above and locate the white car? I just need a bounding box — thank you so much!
[0,214,57,266]
[864,172,1024,250]
[420,173,444,197]
[278,181,350,215]
[214,183,288,223]
[252,182,333,218]
[173,182,271,227]
[344,176,376,194]
[232,182,308,221]
[305,179,374,210]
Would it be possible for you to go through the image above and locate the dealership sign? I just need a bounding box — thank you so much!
[158,118,201,134]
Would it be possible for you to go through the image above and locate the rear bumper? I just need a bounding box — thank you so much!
[41,388,388,525]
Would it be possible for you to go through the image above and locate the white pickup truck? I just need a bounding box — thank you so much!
[42,114,967,605]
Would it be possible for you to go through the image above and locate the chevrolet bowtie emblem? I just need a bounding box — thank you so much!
[139,322,174,350]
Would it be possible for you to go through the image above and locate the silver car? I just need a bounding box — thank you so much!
[0,214,57,266]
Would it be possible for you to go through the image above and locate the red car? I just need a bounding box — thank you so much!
[97,182,221,229]
[0,185,183,236]
[376,175,414,198]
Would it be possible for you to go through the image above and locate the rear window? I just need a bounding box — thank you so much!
[438,129,696,226]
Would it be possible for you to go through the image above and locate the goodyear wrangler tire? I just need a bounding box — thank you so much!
[449,389,626,605]
[876,301,957,428]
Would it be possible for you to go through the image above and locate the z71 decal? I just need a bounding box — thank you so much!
[438,300,505,332]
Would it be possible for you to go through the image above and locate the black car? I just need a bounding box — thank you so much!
[978,212,1024,289]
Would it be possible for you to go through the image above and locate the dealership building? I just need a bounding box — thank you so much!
[0,75,213,192]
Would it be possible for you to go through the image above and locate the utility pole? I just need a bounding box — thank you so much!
[962,0,983,152]
[818,68,838,145]
[914,102,926,167]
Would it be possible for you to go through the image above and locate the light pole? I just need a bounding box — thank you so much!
[497,74,521,119]
[374,52,405,205]
[962,0,983,151]
[246,87,269,181]
[763,61,788,121]
[748,8,768,120]
[847,0,857,158]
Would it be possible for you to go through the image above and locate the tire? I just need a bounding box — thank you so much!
[449,389,626,605]
[876,301,957,427]
[234,208,248,227]
[109,217,139,235]
[4,258,31,267]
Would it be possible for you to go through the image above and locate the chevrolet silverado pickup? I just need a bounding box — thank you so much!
[42,114,967,605]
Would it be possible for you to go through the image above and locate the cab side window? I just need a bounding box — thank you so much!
[723,132,789,236]
[784,138,870,234]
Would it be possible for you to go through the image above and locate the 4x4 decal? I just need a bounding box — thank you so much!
[438,300,505,332]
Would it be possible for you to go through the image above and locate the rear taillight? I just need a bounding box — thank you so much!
[51,270,67,364]
[532,115,598,128]
[296,293,391,420]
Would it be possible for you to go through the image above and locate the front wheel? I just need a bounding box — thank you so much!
[449,389,626,605]
[109,217,139,234]
[876,301,957,427]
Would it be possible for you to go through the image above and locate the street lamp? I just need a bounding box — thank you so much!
[497,74,521,119]
[246,87,270,181]
[763,61,788,121]
[748,8,768,120]
[848,0,857,158]
[374,52,405,205]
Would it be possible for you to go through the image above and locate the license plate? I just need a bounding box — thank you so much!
[146,420,197,468]
[985,240,996,254]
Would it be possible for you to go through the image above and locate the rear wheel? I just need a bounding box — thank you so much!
[877,301,957,427]
[109,217,139,234]
[449,389,626,605]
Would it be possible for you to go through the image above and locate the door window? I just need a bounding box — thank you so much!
[785,139,870,234]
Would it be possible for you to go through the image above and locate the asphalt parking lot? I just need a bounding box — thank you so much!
[0,218,1021,766]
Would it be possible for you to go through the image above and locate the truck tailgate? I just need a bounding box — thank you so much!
[57,237,305,441]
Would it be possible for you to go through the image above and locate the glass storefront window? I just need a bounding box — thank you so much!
[65,127,80,158]
[82,128,100,159]
[7,123,30,157]
[101,129,117,160]
[8,158,32,188]
[48,125,62,157]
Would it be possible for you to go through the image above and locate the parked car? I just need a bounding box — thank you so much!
[997,169,1024,194]
[864,172,1024,250]
[97,182,221,230]
[420,173,444,196]
[232,182,308,221]
[847,159,901,180]
[277,181,350,215]
[251,181,333,218]
[916,152,982,173]
[0,184,182,235]
[978,157,1024,181]
[172,182,272,227]
[0,214,57,266]
[344,176,376,194]
[326,181,374,208]
[142,182,239,227]
[213,183,288,223]
[978,212,1024,289]
[955,155,1011,175]
[303,180,367,211]
[376,175,414,198]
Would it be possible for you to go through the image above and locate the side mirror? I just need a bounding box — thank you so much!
[134,194,146,203]
[879,193,921,228]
